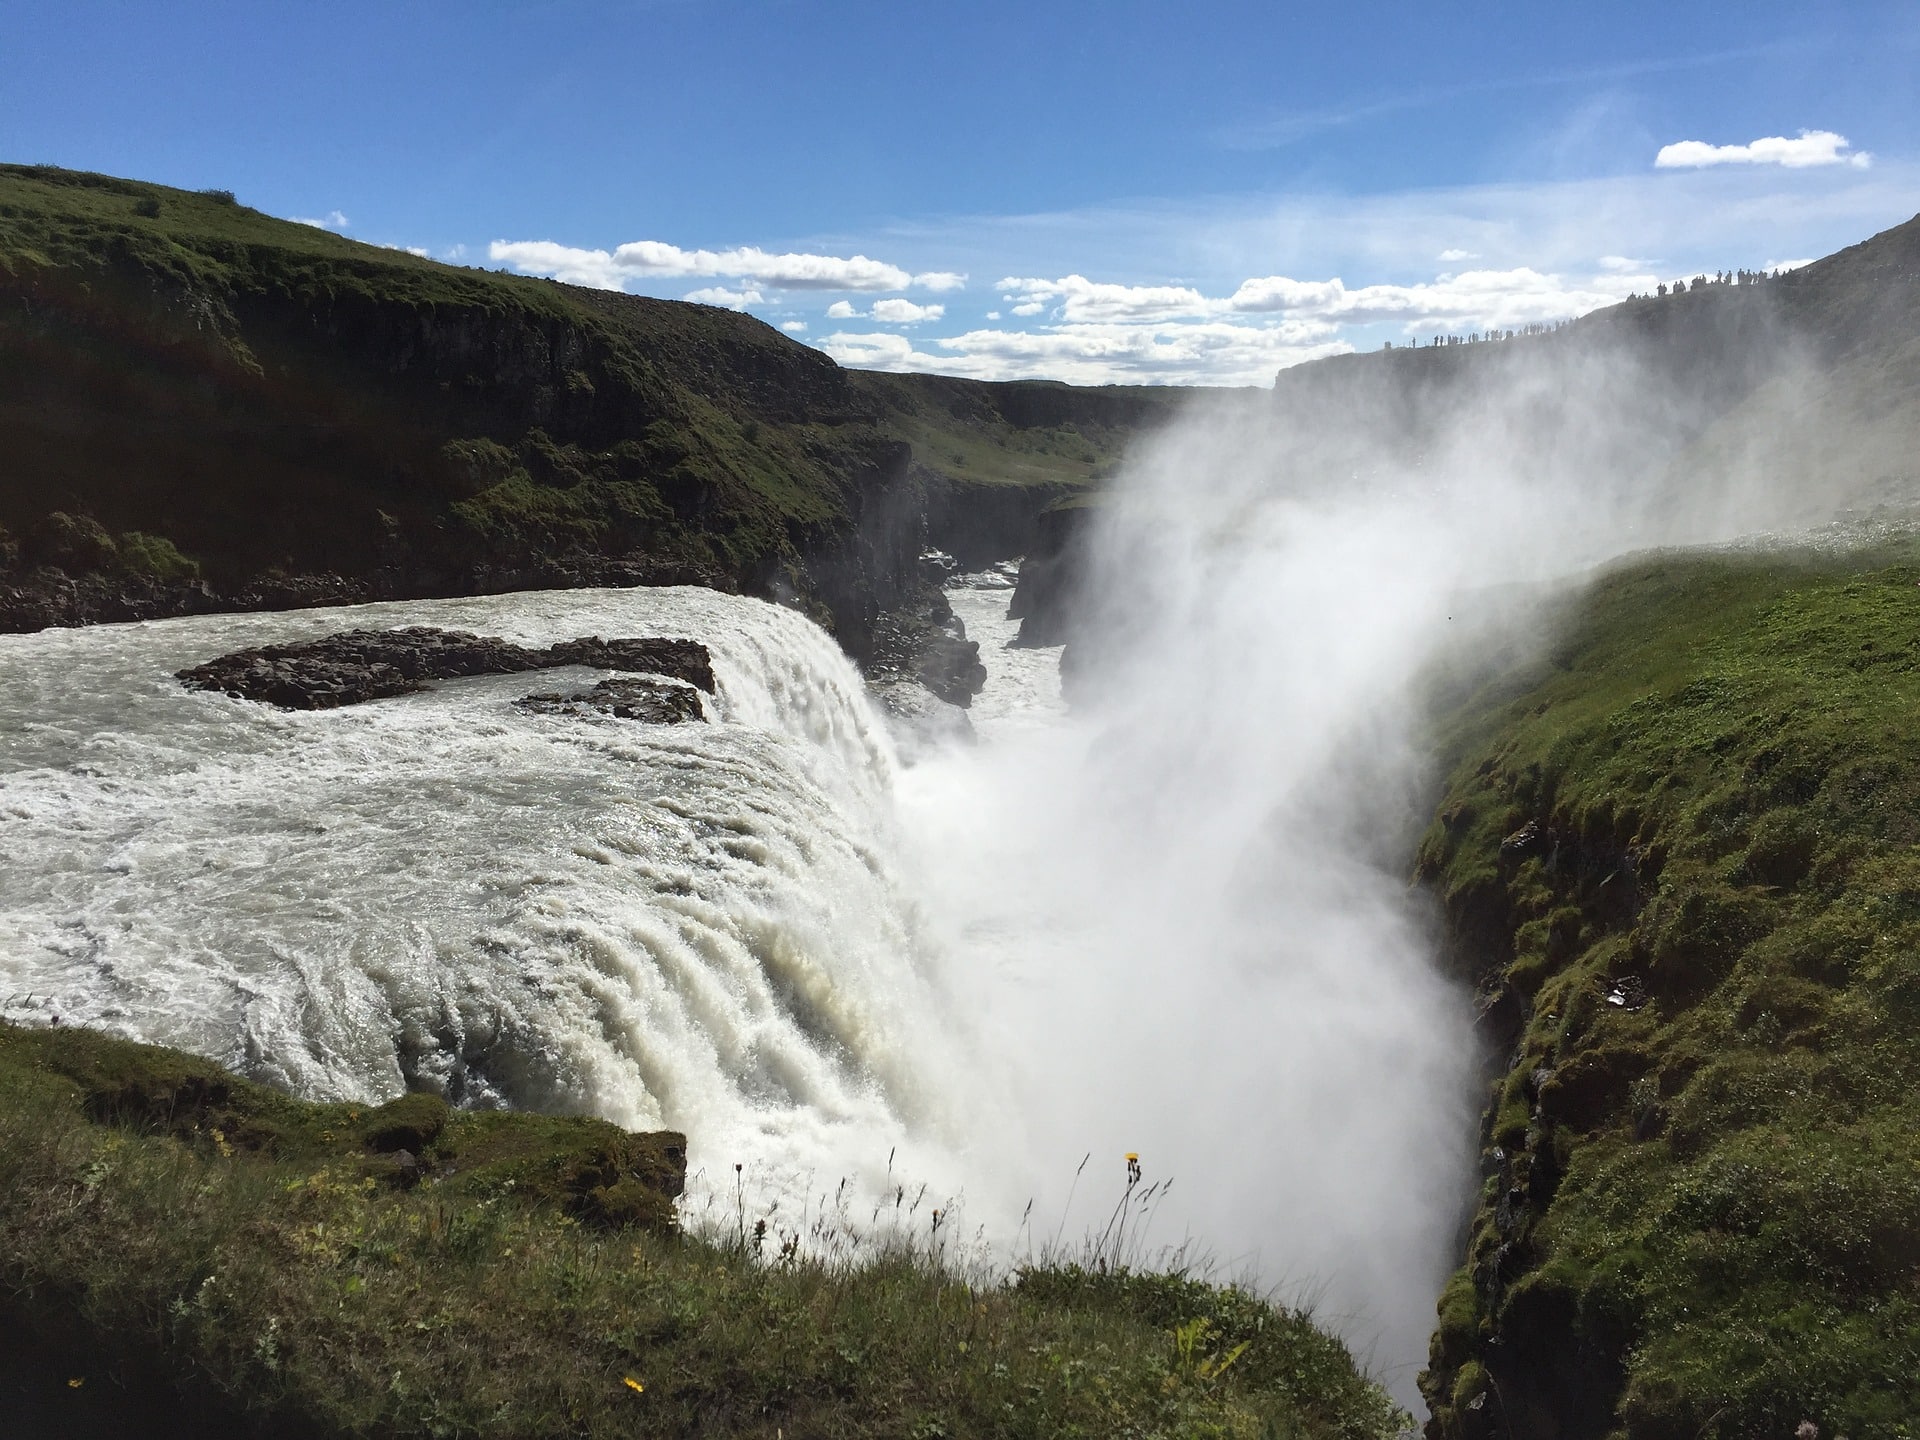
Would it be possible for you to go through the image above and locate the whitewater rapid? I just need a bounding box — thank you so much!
[0,564,1471,1406]
[0,587,978,1203]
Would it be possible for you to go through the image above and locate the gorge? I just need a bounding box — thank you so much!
[5,164,1920,1438]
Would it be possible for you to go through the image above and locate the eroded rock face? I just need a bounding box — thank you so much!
[515,676,706,724]
[177,626,714,710]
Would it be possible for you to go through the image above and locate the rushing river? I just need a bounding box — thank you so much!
[0,587,983,1205]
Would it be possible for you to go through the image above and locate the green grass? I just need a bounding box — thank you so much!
[851,371,1180,492]
[1416,540,1920,1439]
[0,1022,1407,1439]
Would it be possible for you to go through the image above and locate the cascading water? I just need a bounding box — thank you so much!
[3,343,1867,1412]
[0,587,979,1207]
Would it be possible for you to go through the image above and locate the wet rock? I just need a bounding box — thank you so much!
[871,678,975,762]
[916,624,987,706]
[178,627,714,709]
[515,676,706,724]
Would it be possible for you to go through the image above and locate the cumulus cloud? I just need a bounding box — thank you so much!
[1227,265,1647,332]
[870,298,945,324]
[488,239,915,292]
[912,271,968,291]
[781,320,808,333]
[995,274,1214,323]
[682,285,765,310]
[825,300,860,319]
[1655,129,1870,170]
[292,210,350,231]
[814,257,1655,386]
[818,319,1348,388]
[989,263,1646,339]
[1437,248,1476,262]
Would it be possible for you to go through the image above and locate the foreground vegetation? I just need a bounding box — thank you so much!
[0,1022,1405,1439]
[1417,541,1920,1438]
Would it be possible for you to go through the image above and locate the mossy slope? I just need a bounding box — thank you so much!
[1417,545,1920,1438]
[0,1021,1405,1439]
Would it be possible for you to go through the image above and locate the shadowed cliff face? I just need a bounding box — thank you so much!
[0,167,1192,659]
[0,166,926,651]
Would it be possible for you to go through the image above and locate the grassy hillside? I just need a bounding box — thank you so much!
[0,1021,1406,1440]
[0,164,1191,644]
[1415,542,1920,1438]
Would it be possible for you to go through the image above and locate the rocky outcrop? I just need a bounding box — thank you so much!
[177,627,714,709]
[515,675,707,724]
[1009,502,1094,648]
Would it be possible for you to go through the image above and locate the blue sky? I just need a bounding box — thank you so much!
[6,0,1918,384]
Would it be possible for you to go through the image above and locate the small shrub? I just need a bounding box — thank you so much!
[27,511,117,571]
[116,531,200,582]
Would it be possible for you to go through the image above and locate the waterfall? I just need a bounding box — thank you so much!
[0,587,976,1205]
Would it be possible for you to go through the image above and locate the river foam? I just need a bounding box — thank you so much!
[0,587,976,1203]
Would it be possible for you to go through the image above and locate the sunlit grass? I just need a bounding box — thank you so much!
[1417,538,1920,1437]
[0,1021,1408,1438]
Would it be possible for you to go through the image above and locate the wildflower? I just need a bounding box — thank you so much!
[623,1376,645,1394]
[1125,1153,1142,1185]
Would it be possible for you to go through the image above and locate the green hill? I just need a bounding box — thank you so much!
[0,164,1186,650]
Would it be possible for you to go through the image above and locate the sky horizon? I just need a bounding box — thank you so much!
[5,0,1917,385]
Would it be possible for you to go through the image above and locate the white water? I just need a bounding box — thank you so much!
[0,588,978,1205]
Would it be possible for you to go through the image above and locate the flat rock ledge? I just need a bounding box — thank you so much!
[178,626,715,711]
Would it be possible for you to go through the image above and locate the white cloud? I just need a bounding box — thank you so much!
[995,274,1214,322]
[488,238,913,291]
[781,320,808,333]
[988,264,1645,340]
[985,310,1002,320]
[825,300,860,319]
[870,298,945,324]
[292,209,350,231]
[682,285,765,310]
[1228,266,1647,332]
[819,320,1348,387]
[403,246,431,258]
[1655,129,1870,171]
[1597,255,1645,272]
[1437,248,1477,262]
[488,240,625,288]
[912,271,968,291]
